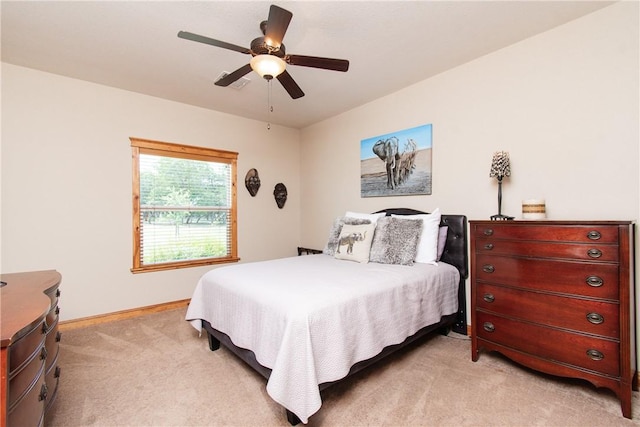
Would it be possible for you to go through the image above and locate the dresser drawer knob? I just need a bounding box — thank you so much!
[483,229,494,236]
[586,276,604,287]
[483,243,494,250]
[40,346,48,360]
[587,230,602,240]
[586,349,604,361]
[483,293,495,303]
[38,384,48,402]
[586,312,604,325]
[482,265,495,273]
[55,366,61,378]
[587,248,602,259]
[56,331,62,342]
[483,322,495,333]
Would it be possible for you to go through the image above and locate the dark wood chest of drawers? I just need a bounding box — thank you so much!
[470,221,636,419]
[1,270,62,427]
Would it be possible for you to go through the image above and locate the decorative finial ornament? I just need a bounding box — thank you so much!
[490,151,514,220]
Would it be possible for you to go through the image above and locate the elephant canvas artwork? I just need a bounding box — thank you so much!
[360,124,432,197]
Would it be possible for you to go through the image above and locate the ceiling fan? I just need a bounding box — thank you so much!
[178,4,349,99]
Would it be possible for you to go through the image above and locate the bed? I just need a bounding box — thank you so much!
[186,208,468,424]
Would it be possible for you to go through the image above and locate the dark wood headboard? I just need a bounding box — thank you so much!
[374,208,468,334]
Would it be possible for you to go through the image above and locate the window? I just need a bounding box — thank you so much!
[130,138,238,273]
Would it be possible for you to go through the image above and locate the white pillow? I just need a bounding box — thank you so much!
[334,223,376,263]
[344,211,386,225]
[392,208,441,264]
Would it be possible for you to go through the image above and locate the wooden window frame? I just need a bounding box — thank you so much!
[130,137,239,273]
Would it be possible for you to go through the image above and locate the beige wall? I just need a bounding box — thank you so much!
[1,64,301,321]
[299,3,639,325]
[1,2,638,326]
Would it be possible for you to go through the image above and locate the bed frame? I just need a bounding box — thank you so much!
[201,209,468,425]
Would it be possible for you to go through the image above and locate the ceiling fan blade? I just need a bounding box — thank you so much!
[214,64,253,87]
[277,70,305,99]
[286,54,349,72]
[265,5,292,48]
[178,31,251,55]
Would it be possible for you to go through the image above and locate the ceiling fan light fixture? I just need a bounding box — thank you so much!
[250,54,286,79]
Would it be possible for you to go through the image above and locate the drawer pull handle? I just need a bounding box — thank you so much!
[55,366,61,378]
[39,384,48,401]
[40,347,48,360]
[586,276,604,287]
[483,243,494,250]
[56,289,61,297]
[482,265,495,273]
[586,312,604,325]
[483,293,495,303]
[587,230,602,240]
[587,249,602,259]
[42,323,48,334]
[55,306,60,315]
[586,349,604,361]
[483,229,494,236]
[56,331,62,342]
[483,322,495,333]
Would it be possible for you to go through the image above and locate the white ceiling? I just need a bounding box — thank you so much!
[1,1,613,129]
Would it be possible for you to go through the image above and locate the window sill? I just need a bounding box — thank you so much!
[131,256,240,273]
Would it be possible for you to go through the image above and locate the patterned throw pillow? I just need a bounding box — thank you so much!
[392,208,441,264]
[333,223,376,263]
[323,217,372,256]
[369,216,423,266]
[344,211,386,225]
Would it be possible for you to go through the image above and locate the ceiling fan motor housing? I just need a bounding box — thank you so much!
[250,37,286,58]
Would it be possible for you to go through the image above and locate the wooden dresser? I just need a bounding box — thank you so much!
[1,270,62,427]
[470,221,636,419]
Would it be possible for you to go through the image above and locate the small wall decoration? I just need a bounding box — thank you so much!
[273,183,287,208]
[360,124,432,197]
[245,168,261,197]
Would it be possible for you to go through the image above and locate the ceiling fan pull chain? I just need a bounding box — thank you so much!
[267,79,273,130]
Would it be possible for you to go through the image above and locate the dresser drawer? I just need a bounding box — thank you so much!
[475,254,620,300]
[476,283,620,338]
[46,303,59,328]
[44,322,60,372]
[45,287,60,306]
[45,356,61,413]
[475,238,618,262]
[7,342,46,409]
[7,369,46,427]
[9,320,46,374]
[476,311,620,376]
[474,224,620,244]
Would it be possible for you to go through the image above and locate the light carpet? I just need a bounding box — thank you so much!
[47,307,639,426]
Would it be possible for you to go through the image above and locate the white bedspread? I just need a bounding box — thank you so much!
[186,254,459,423]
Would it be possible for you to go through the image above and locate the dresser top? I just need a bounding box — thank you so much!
[470,220,634,225]
[1,270,62,347]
